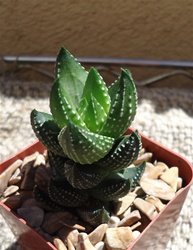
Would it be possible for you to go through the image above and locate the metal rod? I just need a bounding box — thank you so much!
[2,55,193,69]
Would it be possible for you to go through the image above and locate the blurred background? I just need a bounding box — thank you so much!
[0,0,193,86]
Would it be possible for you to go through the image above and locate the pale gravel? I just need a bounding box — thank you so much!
[0,77,192,250]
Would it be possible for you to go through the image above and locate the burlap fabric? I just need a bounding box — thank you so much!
[0,77,192,250]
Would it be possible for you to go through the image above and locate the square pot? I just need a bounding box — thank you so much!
[0,129,193,250]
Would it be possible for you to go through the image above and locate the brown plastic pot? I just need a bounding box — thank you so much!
[0,129,193,250]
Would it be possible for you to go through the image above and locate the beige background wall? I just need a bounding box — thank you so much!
[1,0,193,85]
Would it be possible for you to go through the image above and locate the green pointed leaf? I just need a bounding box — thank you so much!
[108,77,120,100]
[121,161,146,190]
[100,69,137,138]
[55,47,88,108]
[64,160,108,189]
[48,179,89,207]
[83,95,107,133]
[89,173,130,201]
[48,151,67,179]
[96,131,142,170]
[34,186,67,211]
[58,122,115,164]
[77,98,88,119]
[50,78,87,129]
[77,205,110,226]
[81,67,111,114]
[30,109,65,156]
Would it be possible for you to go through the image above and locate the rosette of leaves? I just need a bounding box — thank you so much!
[31,47,145,226]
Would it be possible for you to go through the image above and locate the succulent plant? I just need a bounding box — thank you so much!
[31,47,145,226]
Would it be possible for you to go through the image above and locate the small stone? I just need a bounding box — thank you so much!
[67,238,75,250]
[21,152,39,171]
[141,164,166,180]
[160,167,179,191]
[0,159,22,195]
[118,210,141,227]
[8,168,22,185]
[1,194,21,210]
[140,162,153,179]
[3,185,19,197]
[105,227,135,250]
[134,213,151,232]
[8,176,22,185]
[17,206,44,227]
[130,221,142,231]
[177,177,183,190]
[35,227,53,243]
[42,211,76,234]
[35,165,51,190]
[155,161,169,170]
[88,223,108,245]
[145,196,166,212]
[145,162,155,169]
[33,154,46,167]
[108,215,120,228]
[60,218,91,232]
[35,227,53,242]
[139,148,146,155]
[21,198,43,209]
[43,150,48,160]
[53,238,68,250]
[122,207,132,218]
[76,233,95,250]
[44,232,54,243]
[114,192,137,216]
[95,241,106,250]
[132,230,141,239]
[19,190,34,202]
[20,164,37,190]
[133,198,158,220]
[140,178,176,200]
[134,152,153,165]
[132,186,145,197]
[57,227,79,247]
